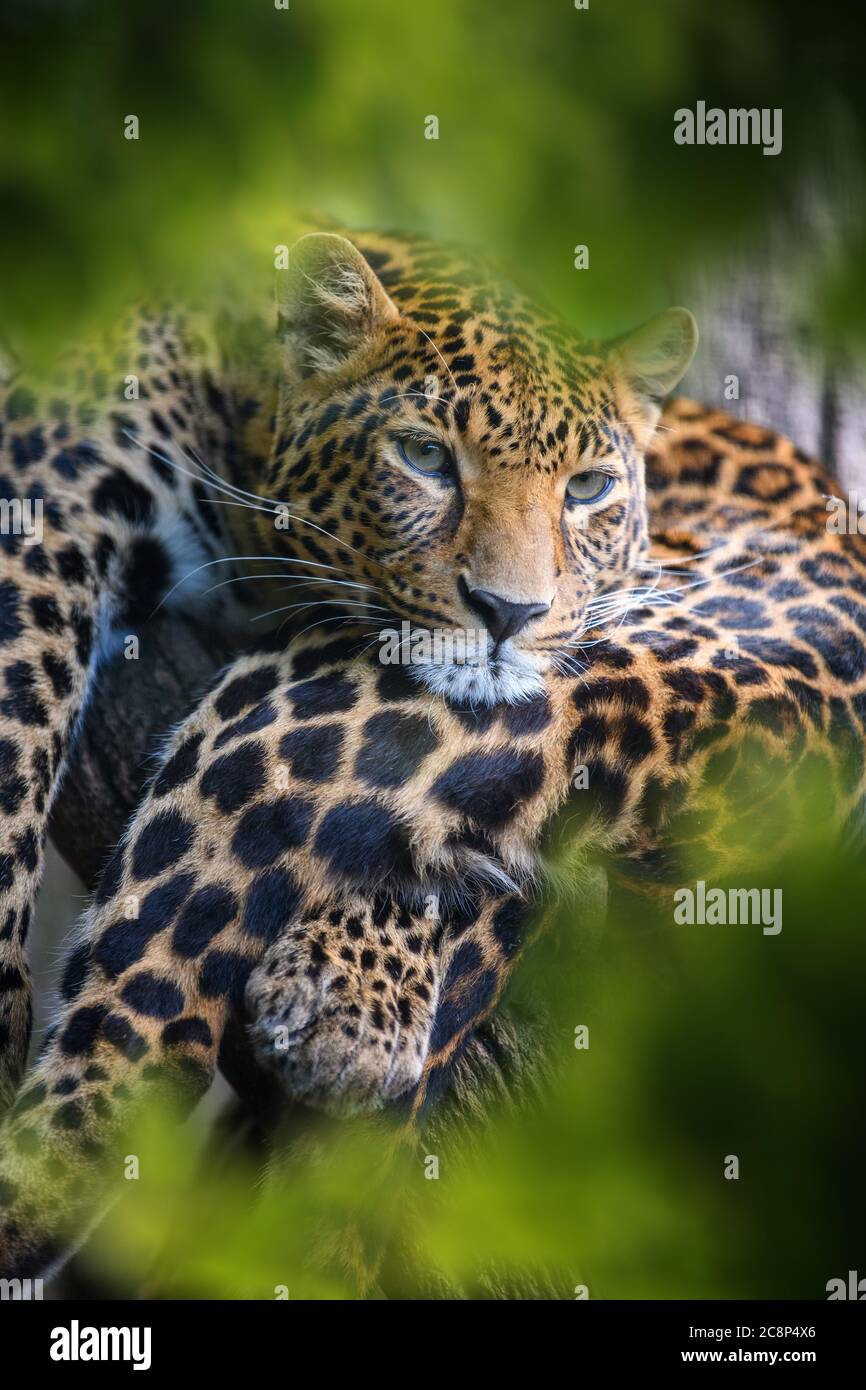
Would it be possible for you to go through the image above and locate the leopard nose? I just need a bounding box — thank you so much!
[463,583,551,645]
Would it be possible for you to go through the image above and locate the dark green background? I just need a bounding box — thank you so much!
[2,0,865,358]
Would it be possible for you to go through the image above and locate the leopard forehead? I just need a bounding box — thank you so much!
[277,235,630,475]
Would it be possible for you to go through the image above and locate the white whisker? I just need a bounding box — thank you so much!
[123,429,394,577]
[152,552,350,613]
[252,598,392,625]
[282,613,383,646]
[202,573,382,603]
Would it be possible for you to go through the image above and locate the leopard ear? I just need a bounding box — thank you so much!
[277,233,400,376]
[613,307,698,413]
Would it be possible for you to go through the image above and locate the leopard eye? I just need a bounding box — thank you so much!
[565,469,614,504]
[396,435,454,477]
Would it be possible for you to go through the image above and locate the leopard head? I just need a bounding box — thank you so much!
[259,231,697,705]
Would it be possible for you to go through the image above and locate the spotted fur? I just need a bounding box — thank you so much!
[1,229,864,1278]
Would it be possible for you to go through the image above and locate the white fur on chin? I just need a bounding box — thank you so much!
[408,643,547,706]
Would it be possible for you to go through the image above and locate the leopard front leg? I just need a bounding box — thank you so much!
[0,671,286,1276]
[0,648,303,1275]
[0,643,478,1272]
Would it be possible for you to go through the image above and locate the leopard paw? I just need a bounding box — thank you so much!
[245,907,439,1115]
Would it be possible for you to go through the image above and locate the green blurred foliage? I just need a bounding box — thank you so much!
[1,0,865,363]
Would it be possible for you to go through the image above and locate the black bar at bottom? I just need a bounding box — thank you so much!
[3,1298,861,1374]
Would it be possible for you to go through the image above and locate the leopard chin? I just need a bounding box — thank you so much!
[408,642,548,706]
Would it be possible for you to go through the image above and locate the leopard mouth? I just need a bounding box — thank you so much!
[371,613,550,705]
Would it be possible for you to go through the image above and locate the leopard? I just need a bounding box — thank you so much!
[0,225,865,1282]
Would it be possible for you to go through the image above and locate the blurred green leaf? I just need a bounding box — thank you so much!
[2,0,864,360]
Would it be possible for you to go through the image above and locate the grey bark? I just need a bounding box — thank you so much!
[678,184,865,490]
